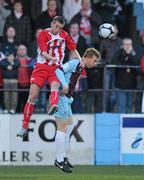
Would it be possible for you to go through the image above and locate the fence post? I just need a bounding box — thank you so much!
[102,65,107,112]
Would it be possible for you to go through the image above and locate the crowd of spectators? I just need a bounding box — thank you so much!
[0,0,144,114]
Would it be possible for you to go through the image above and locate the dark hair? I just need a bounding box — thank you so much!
[52,16,65,26]
[13,0,23,6]
[69,21,80,28]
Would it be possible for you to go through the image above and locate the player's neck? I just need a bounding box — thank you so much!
[49,28,60,35]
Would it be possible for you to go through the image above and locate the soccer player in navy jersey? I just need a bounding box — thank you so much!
[54,48,100,173]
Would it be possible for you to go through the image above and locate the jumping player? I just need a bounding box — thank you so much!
[17,16,82,137]
[54,48,101,173]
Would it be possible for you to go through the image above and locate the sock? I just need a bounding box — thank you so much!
[22,102,35,129]
[49,90,59,107]
[55,131,66,162]
[65,124,74,155]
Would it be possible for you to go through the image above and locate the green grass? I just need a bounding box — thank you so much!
[0,165,144,180]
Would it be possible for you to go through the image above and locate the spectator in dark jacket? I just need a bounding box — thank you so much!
[4,0,32,46]
[99,24,122,112]
[86,58,104,112]
[1,26,17,55]
[0,50,20,114]
[35,0,61,30]
[0,51,5,112]
[112,38,138,113]
[0,0,11,41]
[64,21,87,62]
[27,28,43,59]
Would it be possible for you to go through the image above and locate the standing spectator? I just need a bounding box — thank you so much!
[1,26,17,55]
[64,21,87,62]
[16,44,30,112]
[63,0,82,24]
[35,0,61,30]
[86,59,104,113]
[71,0,102,47]
[0,50,20,114]
[4,0,32,46]
[99,24,122,112]
[0,51,5,112]
[112,38,138,113]
[140,54,144,113]
[67,21,88,113]
[135,32,144,113]
[29,0,42,30]
[69,21,87,57]
[72,68,88,113]
[0,0,11,42]
[27,28,43,59]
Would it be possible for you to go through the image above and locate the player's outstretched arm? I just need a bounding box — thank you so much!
[70,49,84,67]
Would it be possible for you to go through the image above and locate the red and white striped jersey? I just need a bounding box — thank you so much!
[37,28,76,65]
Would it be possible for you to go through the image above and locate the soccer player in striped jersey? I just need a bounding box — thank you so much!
[54,48,100,173]
[17,16,83,137]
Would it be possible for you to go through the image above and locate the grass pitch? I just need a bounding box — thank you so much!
[0,165,144,180]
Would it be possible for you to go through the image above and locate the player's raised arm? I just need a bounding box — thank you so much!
[69,49,84,67]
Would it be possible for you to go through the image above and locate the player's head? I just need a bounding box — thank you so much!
[82,48,100,68]
[50,16,65,35]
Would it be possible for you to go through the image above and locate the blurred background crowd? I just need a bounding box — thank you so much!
[0,0,144,114]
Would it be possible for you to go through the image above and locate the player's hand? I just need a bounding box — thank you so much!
[51,57,57,64]
[60,86,69,96]
[7,65,13,71]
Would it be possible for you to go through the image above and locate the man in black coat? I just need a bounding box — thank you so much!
[112,38,139,113]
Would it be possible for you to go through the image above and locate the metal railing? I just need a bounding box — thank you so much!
[0,65,143,113]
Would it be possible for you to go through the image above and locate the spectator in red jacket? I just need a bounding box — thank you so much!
[16,44,30,112]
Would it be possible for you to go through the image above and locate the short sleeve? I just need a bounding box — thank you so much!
[62,59,80,73]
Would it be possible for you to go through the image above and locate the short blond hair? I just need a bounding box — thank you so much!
[83,48,101,60]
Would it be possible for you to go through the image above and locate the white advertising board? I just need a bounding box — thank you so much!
[121,114,144,164]
[0,114,94,165]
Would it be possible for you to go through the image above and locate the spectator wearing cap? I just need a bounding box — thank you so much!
[3,0,32,46]
[0,50,20,114]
